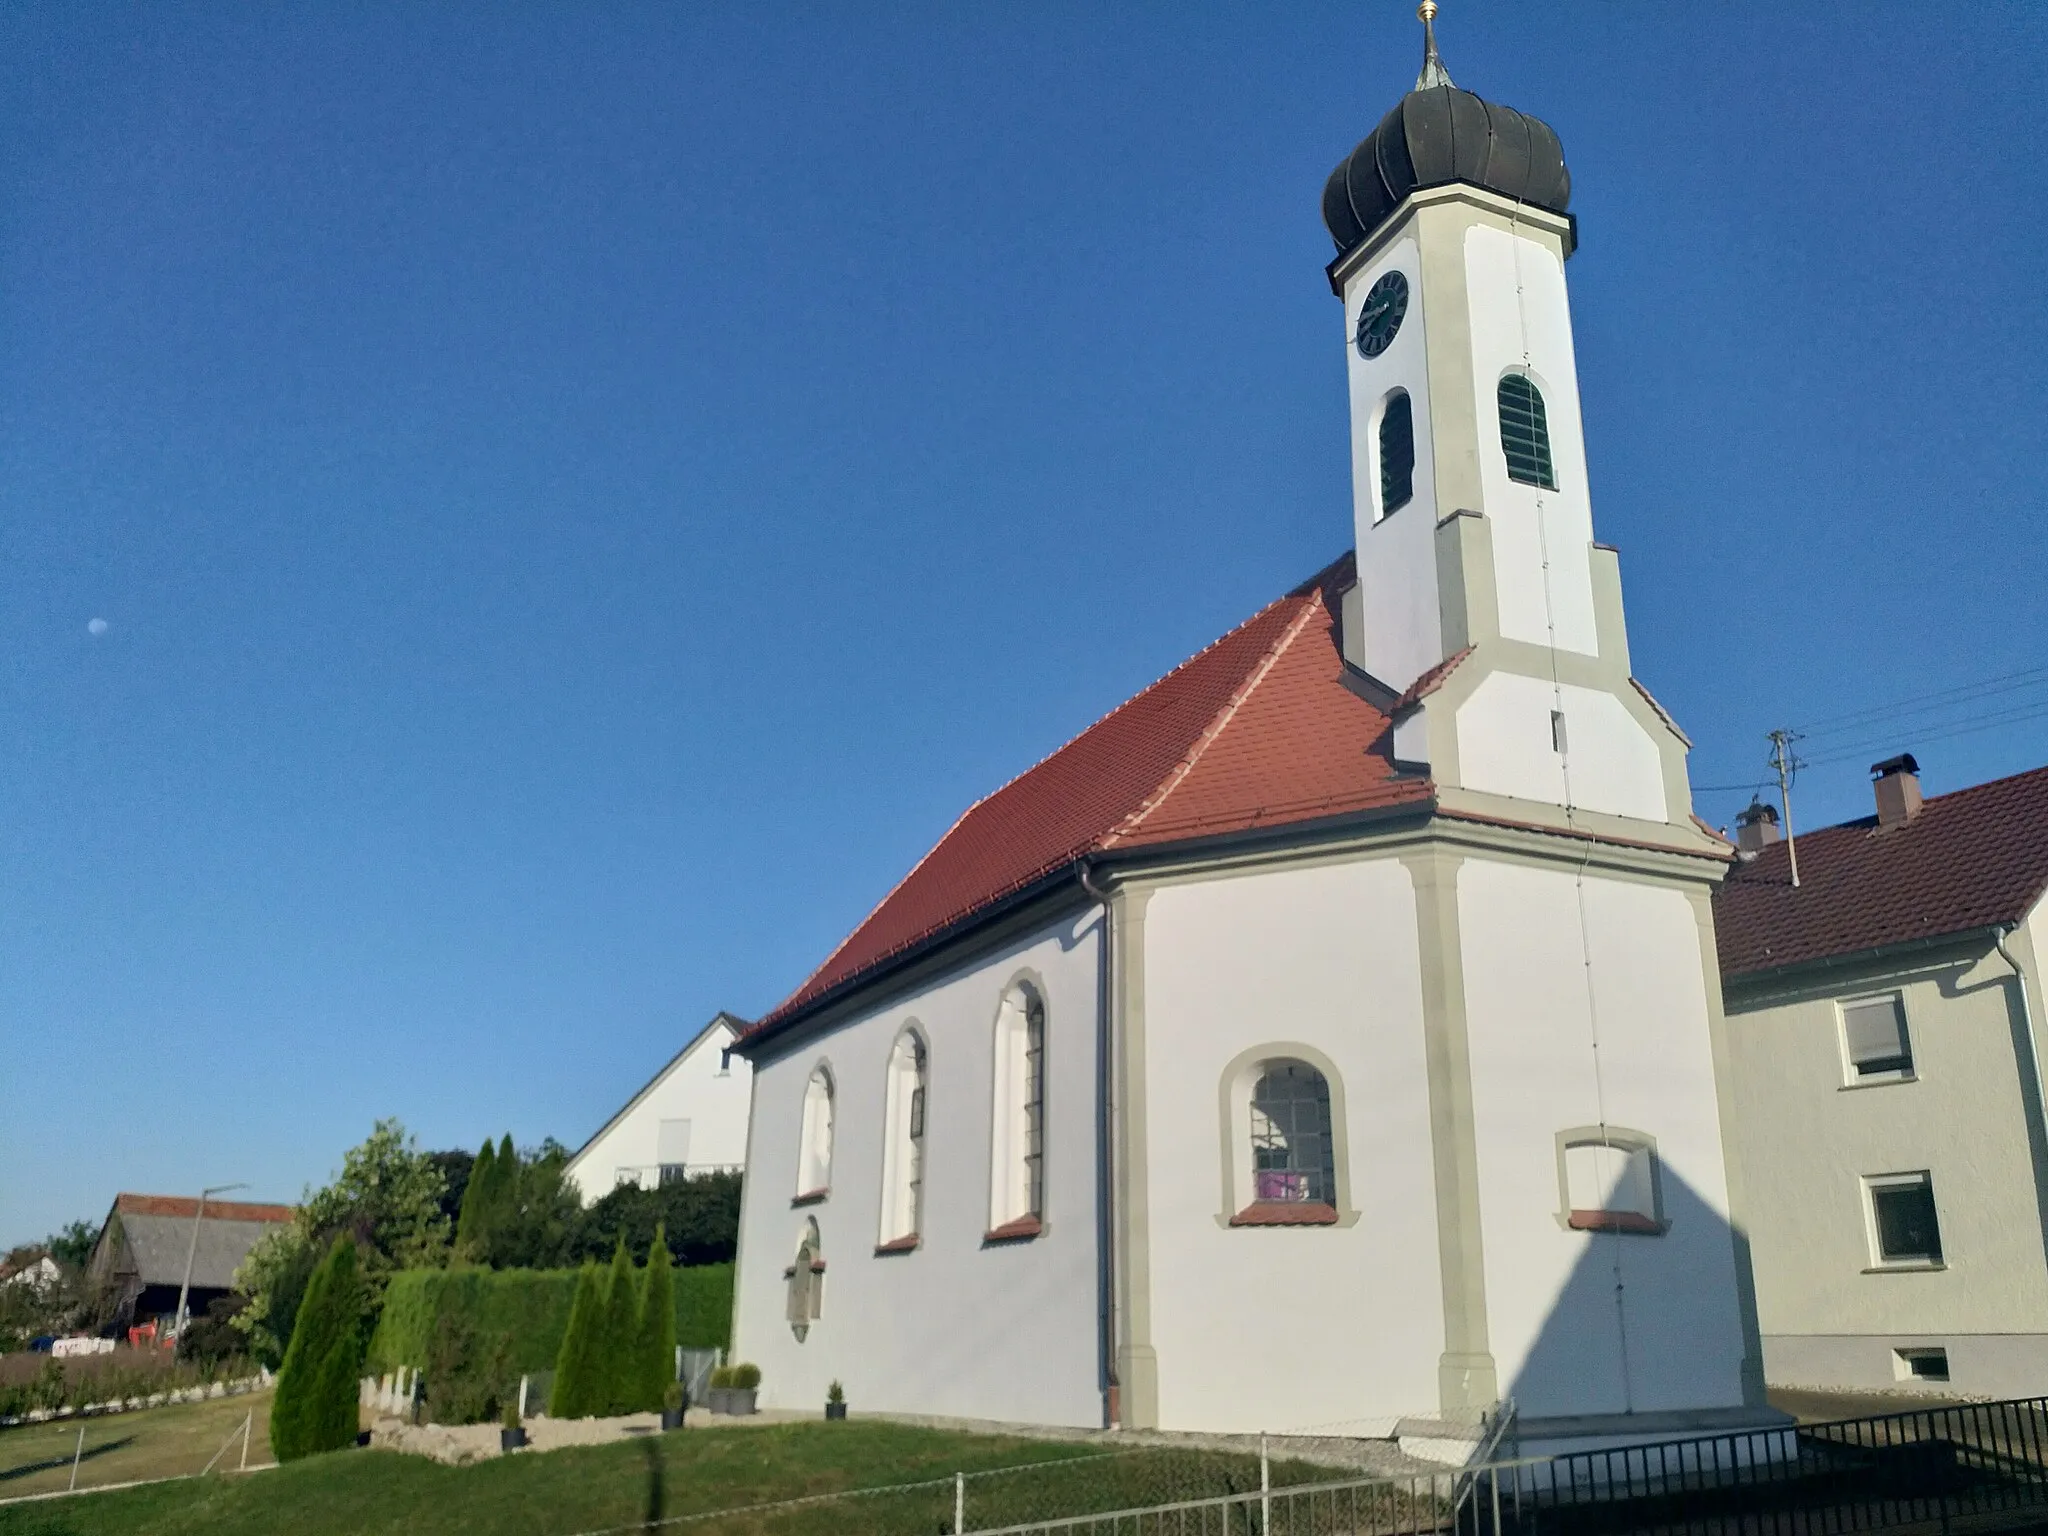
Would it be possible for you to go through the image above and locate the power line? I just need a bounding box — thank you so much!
[1795,664,2048,739]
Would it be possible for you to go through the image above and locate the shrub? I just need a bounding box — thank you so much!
[827,1379,844,1404]
[548,1262,603,1419]
[635,1225,677,1413]
[595,1239,640,1416]
[423,1298,511,1426]
[729,1362,760,1391]
[270,1235,365,1461]
[454,1138,499,1259]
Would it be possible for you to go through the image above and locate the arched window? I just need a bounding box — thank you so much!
[1497,373,1557,489]
[795,1066,834,1200]
[1378,390,1415,517]
[1248,1061,1336,1208]
[878,1030,928,1249]
[987,983,1046,1238]
[785,1218,824,1340]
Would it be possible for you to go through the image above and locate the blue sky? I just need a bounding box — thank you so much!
[4,3,2045,1246]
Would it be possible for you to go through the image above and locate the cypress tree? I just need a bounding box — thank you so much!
[270,1235,365,1461]
[636,1224,677,1413]
[549,1261,603,1418]
[596,1237,641,1415]
[455,1138,497,1260]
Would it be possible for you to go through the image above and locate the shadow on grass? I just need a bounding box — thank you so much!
[0,1438,138,1483]
[640,1434,663,1532]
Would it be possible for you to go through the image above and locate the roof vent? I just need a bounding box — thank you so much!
[1734,798,1781,857]
[1871,753,1923,830]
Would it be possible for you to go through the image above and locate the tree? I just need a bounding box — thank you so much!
[270,1235,365,1461]
[443,1135,578,1270]
[596,1238,641,1415]
[549,1261,604,1418]
[424,1146,475,1233]
[573,1170,741,1268]
[636,1224,677,1413]
[454,1137,500,1260]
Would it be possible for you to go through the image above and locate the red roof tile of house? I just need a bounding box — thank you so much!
[1714,763,2048,982]
[749,554,1433,1036]
[112,1194,295,1225]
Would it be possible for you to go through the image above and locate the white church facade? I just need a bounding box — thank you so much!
[730,20,1775,1450]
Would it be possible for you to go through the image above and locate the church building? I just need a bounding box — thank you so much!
[730,13,1774,1450]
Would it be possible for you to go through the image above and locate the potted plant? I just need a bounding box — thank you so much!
[661,1380,687,1432]
[500,1396,527,1452]
[825,1380,846,1421]
[707,1363,760,1415]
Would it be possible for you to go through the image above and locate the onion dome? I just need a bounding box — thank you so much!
[1322,6,1571,257]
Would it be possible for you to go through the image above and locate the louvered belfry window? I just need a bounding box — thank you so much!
[1379,391,1415,516]
[1498,374,1557,489]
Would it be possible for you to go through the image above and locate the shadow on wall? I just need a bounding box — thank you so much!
[1506,1159,1759,1423]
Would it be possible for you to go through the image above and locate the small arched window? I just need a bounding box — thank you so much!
[988,983,1046,1238]
[795,1066,834,1200]
[1497,373,1557,489]
[1248,1061,1336,1208]
[785,1218,824,1340]
[1378,391,1415,517]
[879,1030,928,1249]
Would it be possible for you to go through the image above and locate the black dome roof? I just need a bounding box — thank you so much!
[1322,83,1571,257]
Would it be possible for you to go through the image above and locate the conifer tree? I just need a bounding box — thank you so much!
[455,1137,497,1259]
[549,1261,603,1418]
[636,1225,677,1413]
[596,1237,641,1415]
[270,1235,365,1460]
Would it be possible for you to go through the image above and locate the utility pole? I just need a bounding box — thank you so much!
[174,1182,249,1342]
[1768,729,1803,888]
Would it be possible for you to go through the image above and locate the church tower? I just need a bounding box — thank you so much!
[1327,5,1701,847]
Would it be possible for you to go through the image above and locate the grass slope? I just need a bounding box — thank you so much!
[0,1391,273,1501]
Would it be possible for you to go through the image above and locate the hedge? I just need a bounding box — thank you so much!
[366,1262,731,1377]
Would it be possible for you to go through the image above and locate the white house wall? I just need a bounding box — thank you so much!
[1138,857,1445,1434]
[731,911,1104,1426]
[1457,859,1749,1419]
[568,1025,753,1205]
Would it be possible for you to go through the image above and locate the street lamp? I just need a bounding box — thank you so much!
[172,1182,249,1341]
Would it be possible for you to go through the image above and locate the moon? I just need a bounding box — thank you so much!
[87,618,108,636]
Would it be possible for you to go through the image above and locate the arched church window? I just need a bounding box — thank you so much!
[987,982,1046,1239]
[795,1066,834,1200]
[1248,1061,1336,1208]
[1497,373,1558,489]
[785,1218,824,1340]
[1378,391,1415,517]
[878,1029,928,1250]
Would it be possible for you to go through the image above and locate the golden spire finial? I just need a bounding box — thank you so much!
[1416,0,1454,90]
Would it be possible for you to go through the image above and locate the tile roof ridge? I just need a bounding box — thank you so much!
[1104,593,1324,848]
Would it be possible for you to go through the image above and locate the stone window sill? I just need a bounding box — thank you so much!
[874,1235,920,1256]
[1863,1260,1945,1273]
[983,1215,1043,1244]
[1229,1201,1339,1228]
[1567,1209,1664,1235]
[791,1189,829,1207]
[1840,1072,1917,1091]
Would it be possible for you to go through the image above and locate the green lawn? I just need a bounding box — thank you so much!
[0,1419,1315,1536]
[0,1390,271,1500]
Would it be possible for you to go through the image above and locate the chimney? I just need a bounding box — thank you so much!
[1872,753,1923,829]
[1734,798,1781,856]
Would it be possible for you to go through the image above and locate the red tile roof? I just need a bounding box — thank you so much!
[112,1193,295,1224]
[750,555,1433,1037]
[1714,764,2048,982]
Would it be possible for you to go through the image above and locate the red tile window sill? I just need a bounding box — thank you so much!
[983,1215,1043,1244]
[1567,1209,1662,1234]
[874,1235,920,1255]
[1229,1201,1339,1228]
[791,1189,829,1207]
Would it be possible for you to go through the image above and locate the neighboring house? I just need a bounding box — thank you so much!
[728,23,1776,1451]
[85,1194,295,1333]
[1716,757,2048,1397]
[563,1013,754,1205]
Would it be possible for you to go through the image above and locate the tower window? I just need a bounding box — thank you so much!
[1377,391,1415,517]
[1498,374,1557,489]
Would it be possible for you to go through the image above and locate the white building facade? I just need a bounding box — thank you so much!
[732,28,1773,1450]
[565,1013,753,1204]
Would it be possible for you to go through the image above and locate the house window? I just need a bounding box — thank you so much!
[1498,373,1557,489]
[1248,1061,1335,1207]
[658,1164,688,1187]
[1895,1347,1950,1384]
[1379,391,1415,517]
[796,1066,834,1199]
[879,1030,928,1249]
[1868,1173,1943,1266]
[1559,1131,1663,1234]
[785,1219,824,1341]
[1842,995,1913,1079]
[988,984,1046,1238]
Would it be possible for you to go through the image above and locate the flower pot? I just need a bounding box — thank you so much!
[707,1387,757,1415]
[355,1430,372,1448]
[661,1406,685,1431]
[825,1401,847,1421]
[500,1426,528,1451]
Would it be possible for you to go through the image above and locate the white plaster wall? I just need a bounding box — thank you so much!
[731,911,1104,1426]
[1458,860,1748,1419]
[1140,857,1445,1433]
[1453,673,1667,822]
[1464,224,1598,658]
[1722,946,2048,1376]
[567,1023,752,1205]
[1344,237,1444,693]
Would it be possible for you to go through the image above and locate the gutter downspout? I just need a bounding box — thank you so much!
[1079,860,1118,1429]
[1995,926,2048,1242]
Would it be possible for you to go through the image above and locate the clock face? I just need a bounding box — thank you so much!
[1355,270,1409,360]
